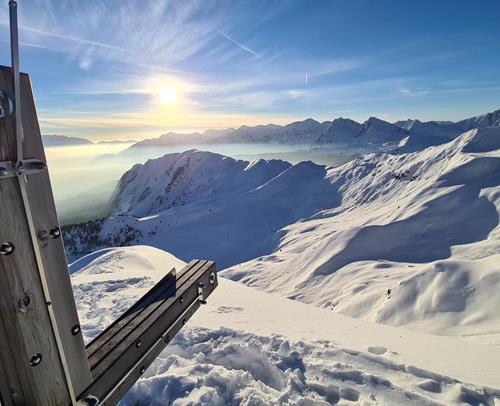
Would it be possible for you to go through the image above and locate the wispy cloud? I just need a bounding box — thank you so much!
[219,31,260,58]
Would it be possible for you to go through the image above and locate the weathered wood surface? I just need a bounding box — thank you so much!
[80,260,218,405]
[0,66,91,405]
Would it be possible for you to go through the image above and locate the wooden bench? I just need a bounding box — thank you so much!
[78,260,217,405]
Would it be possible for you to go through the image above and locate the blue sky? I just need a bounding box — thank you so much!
[0,0,499,140]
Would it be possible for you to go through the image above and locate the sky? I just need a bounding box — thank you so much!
[0,0,499,141]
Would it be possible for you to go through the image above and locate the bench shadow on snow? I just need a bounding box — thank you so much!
[313,157,500,276]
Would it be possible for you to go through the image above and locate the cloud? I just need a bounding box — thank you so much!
[219,31,260,58]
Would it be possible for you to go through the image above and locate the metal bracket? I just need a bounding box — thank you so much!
[0,159,47,179]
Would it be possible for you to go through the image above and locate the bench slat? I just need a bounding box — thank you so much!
[78,260,217,404]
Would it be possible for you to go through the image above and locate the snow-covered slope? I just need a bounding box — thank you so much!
[65,127,500,344]
[70,247,500,405]
[222,127,500,340]
[458,109,500,131]
[110,150,291,217]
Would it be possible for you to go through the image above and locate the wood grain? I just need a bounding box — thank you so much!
[0,66,91,404]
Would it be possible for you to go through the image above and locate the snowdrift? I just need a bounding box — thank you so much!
[70,247,500,405]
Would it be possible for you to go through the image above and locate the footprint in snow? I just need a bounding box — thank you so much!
[368,346,387,355]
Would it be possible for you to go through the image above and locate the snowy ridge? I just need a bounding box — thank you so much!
[131,119,331,147]
[222,127,500,340]
[65,127,500,343]
[110,150,291,217]
[71,247,500,405]
[129,108,500,151]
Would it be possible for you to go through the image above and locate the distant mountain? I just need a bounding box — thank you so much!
[314,117,408,148]
[42,134,93,147]
[130,119,331,148]
[315,118,361,145]
[129,109,499,151]
[96,140,138,145]
[394,109,500,152]
[457,109,500,131]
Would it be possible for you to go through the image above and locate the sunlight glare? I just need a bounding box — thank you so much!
[159,86,177,105]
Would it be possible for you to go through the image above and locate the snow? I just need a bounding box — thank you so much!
[221,127,500,343]
[70,246,500,405]
[72,127,500,345]
[110,150,290,217]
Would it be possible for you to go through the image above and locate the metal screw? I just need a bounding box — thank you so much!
[182,318,187,325]
[0,242,15,256]
[135,339,142,348]
[79,395,100,406]
[49,227,61,239]
[139,366,146,375]
[29,353,42,367]
[71,324,81,336]
[18,295,30,312]
[209,272,216,285]
[179,296,184,304]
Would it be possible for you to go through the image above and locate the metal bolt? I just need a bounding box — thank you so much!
[135,339,142,348]
[179,296,184,304]
[18,295,30,312]
[182,318,187,326]
[29,353,42,367]
[139,366,146,375]
[78,395,100,406]
[49,227,61,239]
[71,324,81,336]
[0,242,14,256]
[209,271,216,285]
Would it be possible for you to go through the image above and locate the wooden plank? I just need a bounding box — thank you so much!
[85,261,196,359]
[0,66,92,403]
[89,260,209,372]
[0,176,70,405]
[80,261,217,403]
[101,294,207,406]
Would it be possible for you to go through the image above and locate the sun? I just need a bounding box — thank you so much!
[158,86,177,105]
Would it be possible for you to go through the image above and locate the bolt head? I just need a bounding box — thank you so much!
[29,353,42,367]
[0,242,14,256]
[49,227,61,239]
[139,366,146,375]
[71,325,81,336]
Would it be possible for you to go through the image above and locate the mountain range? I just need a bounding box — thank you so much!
[130,108,500,151]
[64,126,500,344]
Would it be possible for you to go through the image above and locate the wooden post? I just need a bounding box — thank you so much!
[0,66,92,405]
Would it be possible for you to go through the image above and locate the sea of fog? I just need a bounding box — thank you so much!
[47,143,358,225]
